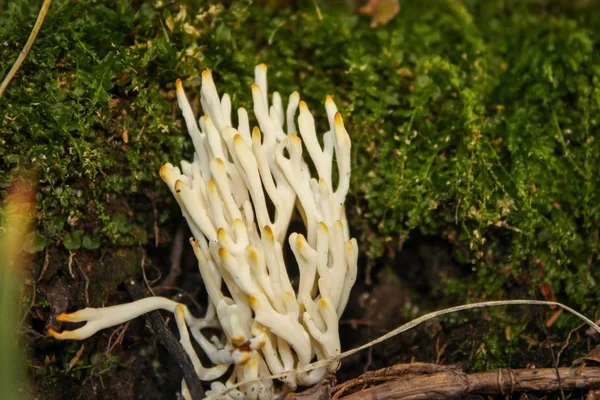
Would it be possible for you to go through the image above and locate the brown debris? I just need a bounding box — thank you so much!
[359,0,400,28]
[330,362,600,399]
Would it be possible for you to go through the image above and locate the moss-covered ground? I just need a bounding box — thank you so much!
[1,0,599,398]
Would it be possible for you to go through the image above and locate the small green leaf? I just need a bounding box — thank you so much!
[82,235,101,250]
[47,218,65,236]
[63,230,83,250]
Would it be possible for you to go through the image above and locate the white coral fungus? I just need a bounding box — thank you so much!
[49,64,358,399]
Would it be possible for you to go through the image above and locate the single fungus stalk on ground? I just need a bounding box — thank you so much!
[49,64,358,399]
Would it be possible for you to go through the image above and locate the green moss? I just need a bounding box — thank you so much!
[1,0,599,377]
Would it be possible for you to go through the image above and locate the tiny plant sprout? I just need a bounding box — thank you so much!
[50,64,358,399]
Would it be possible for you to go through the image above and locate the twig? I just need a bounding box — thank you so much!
[67,251,75,278]
[162,228,185,287]
[74,257,90,305]
[0,0,52,99]
[335,363,600,399]
[139,251,155,296]
[105,321,130,357]
[36,247,50,282]
[125,281,204,400]
[332,363,458,399]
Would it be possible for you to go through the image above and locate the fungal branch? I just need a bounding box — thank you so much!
[49,64,358,399]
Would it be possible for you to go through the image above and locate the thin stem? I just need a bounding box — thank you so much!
[0,0,53,99]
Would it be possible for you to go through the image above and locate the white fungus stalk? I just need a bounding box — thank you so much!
[49,64,358,399]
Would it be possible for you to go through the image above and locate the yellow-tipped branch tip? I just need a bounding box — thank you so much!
[56,312,76,322]
[318,221,329,232]
[263,226,274,243]
[202,69,212,78]
[47,328,61,338]
[325,94,334,103]
[174,180,183,193]
[334,112,343,125]
[258,63,267,71]
[159,165,168,181]
[218,247,229,259]
[175,79,183,90]
[247,247,259,264]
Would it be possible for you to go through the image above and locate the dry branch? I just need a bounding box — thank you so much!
[330,362,600,400]
[126,281,204,400]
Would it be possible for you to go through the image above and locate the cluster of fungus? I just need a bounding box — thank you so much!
[49,64,358,399]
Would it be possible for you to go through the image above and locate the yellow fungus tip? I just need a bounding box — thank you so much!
[202,69,212,78]
[334,112,343,125]
[47,328,59,338]
[159,165,168,180]
[174,180,183,192]
[263,226,274,243]
[239,353,251,365]
[218,247,228,259]
[232,336,246,345]
[299,100,307,109]
[251,83,259,90]
[247,247,259,264]
[295,234,304,248]
[214,158,225,167]
[258,63,267,70]
[248,296,258,306]
[175,79,183,90]
[56,313,69,322]
[326,94,333,103]
[319,221,329,232]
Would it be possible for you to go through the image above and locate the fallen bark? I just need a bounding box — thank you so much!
[330,362,600,400]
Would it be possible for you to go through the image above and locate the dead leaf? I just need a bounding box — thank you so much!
[539,282,556,304]
[545,308,563,328]
[359,0,400,28]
